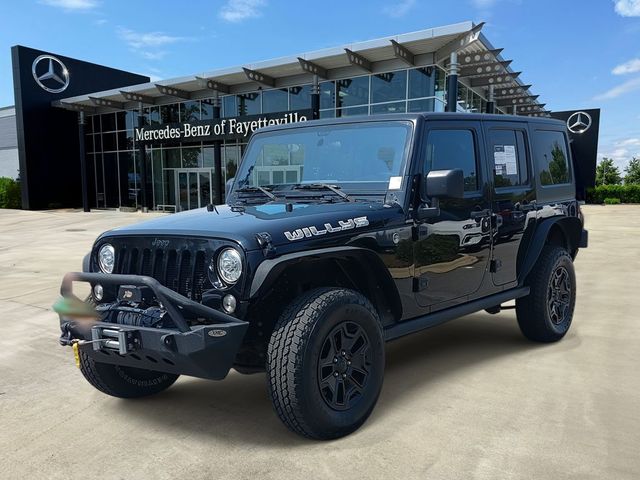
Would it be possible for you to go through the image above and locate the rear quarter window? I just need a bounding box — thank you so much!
[534,130,571,186]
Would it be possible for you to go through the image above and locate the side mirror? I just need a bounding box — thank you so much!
[423,169,465,199]
[416,169,465,221]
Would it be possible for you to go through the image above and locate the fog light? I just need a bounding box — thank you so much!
[222,294,237,314]
[93,284,104,301]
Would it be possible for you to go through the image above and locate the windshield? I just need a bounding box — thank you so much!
[232,121,412,195]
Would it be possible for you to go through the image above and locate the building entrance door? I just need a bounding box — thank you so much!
[175,168,213,211]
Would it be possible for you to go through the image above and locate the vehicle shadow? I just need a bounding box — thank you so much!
[114,312,547,446]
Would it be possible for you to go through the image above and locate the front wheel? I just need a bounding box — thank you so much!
[267,288,385,439]
[516,245,576,342]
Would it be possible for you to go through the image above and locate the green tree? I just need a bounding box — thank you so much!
[595,158,622,186]
[624,157,640,184]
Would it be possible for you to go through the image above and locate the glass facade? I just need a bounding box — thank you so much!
[85,64,500,211]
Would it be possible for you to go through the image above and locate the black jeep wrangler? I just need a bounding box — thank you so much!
[57,113,588,439]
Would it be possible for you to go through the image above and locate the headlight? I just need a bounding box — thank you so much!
[217,248,242,284]
[98,244,115,273]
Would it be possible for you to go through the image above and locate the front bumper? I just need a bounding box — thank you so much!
[57,272,249,380]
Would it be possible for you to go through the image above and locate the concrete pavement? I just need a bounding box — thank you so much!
[0,206,638,479]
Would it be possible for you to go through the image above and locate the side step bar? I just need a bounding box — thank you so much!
[384,287,530,342]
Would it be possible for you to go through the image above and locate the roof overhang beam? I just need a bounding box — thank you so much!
[243,67,275,88]
[344,48,372,72]
[390,40,415,66]
[435,22,485,63]
[493,85,532,98]
[470,72,521,87]
[120,91,156,105]
[297,57,327,78]
[195,77,230,94]
[89,97,125,110]
[496,95,540,107]
[459,60,512,78]
[155,84,192,100]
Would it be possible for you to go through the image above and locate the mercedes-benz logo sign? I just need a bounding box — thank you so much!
[32,55,70,94]
[566,111,592,134]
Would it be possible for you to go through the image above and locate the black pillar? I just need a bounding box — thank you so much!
[486,85,495,114]
[311,74,320,120]
[445,52,459,113]
[78,111,90,212]
[137,103,149,211]
[212,95,224,204]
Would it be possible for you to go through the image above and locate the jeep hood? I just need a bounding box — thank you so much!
[99,201,401,251]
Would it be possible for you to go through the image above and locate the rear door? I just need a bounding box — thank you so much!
[484,121,535,286]
[413,120,492,310]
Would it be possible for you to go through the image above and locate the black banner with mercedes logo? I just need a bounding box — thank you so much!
[551,108,600,200]
[11,46,149,209]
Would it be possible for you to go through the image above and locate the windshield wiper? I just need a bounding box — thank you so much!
[235,185,276,201]
[291,183,352,202]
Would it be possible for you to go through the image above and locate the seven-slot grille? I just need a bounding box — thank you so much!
[112,243,209,301]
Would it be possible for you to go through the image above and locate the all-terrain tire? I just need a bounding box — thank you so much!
[516,245,576,342]
[78,349,179,398]
[267,288,385,440]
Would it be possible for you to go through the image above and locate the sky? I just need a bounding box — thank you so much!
[1,0,639,170]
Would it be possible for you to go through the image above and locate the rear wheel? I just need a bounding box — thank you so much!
[78,350,179,398]
[516,245,576,342]
[267,288,385,439]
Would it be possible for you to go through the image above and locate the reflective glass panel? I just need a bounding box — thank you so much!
[180,101,201,122]
[262,89,288,113]
[408,67,436,99]
[237,92,261,116]
[289,85,312,110]
[371,70,407,103]
[337,76,369,107]
[371,102,406,114]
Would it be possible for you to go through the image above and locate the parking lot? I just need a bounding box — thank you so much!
[0,205,638,480]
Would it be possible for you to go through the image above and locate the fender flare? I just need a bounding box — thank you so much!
[517,216,582,284]
[249,246,403,321]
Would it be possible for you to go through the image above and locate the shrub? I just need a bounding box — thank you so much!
[0,177,21,209]
[604,197,621,205]
[586,184,640,204]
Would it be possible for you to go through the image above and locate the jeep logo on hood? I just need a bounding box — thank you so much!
[284,216,369,241]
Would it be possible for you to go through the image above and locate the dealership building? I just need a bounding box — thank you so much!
[4,21,552,211]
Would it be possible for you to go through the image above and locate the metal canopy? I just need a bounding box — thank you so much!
[88,97,125,110]
[496,95,539,107]
[53,21,548,115]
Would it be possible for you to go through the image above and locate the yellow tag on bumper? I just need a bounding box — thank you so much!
[72,342,80,369]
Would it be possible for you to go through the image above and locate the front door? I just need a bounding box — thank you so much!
[414,121,492,310]
[175,168,213,211]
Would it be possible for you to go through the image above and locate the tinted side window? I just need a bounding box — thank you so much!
[535,130,571,186]
[425,129,478,191]
[488,129,529,187]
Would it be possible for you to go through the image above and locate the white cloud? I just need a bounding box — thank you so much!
[614,0,640,16]
[117,28,188,61]
[383,0,416,18]
[598,137,640,169]
[219,0,266,22]
[40,0,99,10]
[593,76,640,100]
[612,58,640,75]
[117,28,185,49]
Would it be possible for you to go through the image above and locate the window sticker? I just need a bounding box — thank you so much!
[494,145,518,176]
[388,176,402,190]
